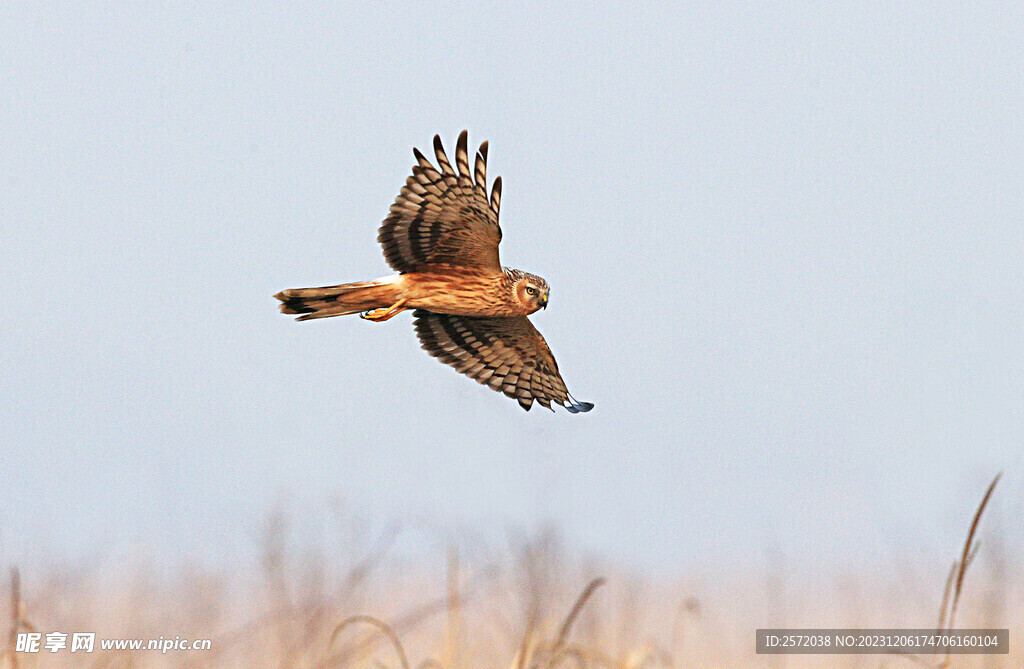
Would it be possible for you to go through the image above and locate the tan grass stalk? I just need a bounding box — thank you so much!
[329,615,411,669]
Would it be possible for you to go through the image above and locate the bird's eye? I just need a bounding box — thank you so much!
[526,287,537,296]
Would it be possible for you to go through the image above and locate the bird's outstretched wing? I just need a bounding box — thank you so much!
[412,310,593,413]
[378,130,502,273]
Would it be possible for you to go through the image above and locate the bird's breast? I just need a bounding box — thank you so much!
[399,269,523,317]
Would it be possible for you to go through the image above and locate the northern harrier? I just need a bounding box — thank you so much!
[275,131,593,413]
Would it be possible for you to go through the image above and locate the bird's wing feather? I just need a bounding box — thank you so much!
[412,311,593,413]
[378,131,502,273]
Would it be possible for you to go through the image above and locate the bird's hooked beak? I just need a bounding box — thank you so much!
[540,291,548,309]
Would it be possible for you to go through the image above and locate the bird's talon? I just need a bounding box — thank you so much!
[361,299,408,322]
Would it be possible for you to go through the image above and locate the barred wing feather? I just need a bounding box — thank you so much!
[412,310,593,413]
[378,130,503,273]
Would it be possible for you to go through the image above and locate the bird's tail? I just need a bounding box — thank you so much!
[274,279,401,321]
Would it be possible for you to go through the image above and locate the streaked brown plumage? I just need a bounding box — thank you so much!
[274,131,592,413]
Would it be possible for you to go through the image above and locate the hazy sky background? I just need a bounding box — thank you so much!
[2,2,1022,576]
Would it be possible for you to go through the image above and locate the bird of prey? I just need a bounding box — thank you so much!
[275,131,593,413]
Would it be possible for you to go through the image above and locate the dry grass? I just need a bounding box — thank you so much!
[2,476,1018,669]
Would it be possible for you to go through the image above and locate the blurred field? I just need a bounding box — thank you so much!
[3,484,1020,669]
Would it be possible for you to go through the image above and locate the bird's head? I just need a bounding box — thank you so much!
[512,272,550,314]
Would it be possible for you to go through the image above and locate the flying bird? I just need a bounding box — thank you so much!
[275,131,593,413]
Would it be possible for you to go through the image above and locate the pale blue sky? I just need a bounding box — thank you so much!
[2,2,1022,574]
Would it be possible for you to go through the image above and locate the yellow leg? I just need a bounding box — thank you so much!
[360,298,408,322]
